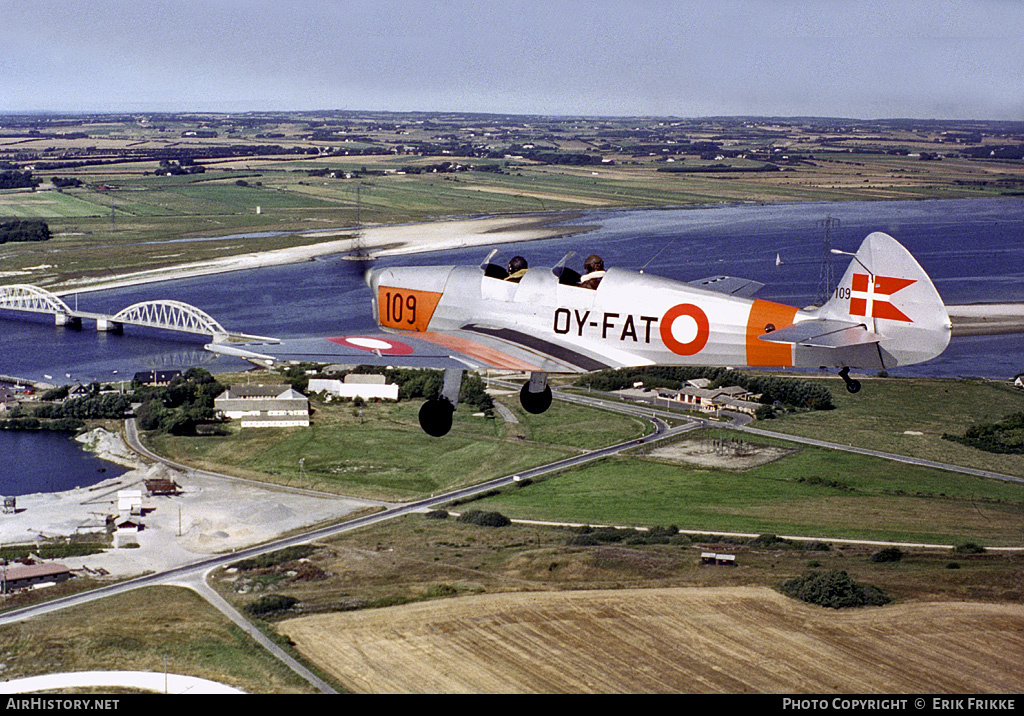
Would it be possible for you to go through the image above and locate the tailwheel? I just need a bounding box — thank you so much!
[838,367,861,394]
[419,398,455,437]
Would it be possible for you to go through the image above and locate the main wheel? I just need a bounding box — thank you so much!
[419,398,454,437]
[845,379,861,394]
[519,383,553,414]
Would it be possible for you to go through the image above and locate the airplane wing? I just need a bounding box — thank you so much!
[757,319,881,348]
[687,275,764,298]
[207,326,614,374]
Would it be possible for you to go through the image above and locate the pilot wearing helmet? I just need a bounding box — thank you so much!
[505,256,529,282]
[579,254,606,289]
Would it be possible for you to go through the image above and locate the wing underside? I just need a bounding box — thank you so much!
[207,326,611,374]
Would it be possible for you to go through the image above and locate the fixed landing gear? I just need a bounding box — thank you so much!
[419,398,455,437]
[838,367,861,394]
[519,372,552,414]
[418,367,465,437]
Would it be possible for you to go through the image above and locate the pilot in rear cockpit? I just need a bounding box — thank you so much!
[579,254,606,289]
[505,256,529,282]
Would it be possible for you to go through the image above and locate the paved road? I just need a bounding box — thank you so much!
[169,570,338,694]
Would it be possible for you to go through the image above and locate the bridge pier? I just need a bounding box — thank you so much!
[55,313,82,330]
[96,318,123,334]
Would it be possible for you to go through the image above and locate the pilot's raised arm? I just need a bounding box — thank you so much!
[505,256,529,282]
[579,254,606,289]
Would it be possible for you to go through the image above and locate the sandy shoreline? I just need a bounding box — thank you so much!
[50,214,586,296]
[1,429,381,579]
[945,303,1024,335]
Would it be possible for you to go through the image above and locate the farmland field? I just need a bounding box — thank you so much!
[278,586,1024,693]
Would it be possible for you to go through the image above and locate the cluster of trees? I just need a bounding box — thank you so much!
[657,164,780,173]
[565,524,688,547]
[961,144,1024,160]
[35,391,132,421]
[2,385,130,432]
[942,411,1024,454]
[134,368,226,436]
[347,367,494,416]
[0,414,84,432]
[577,366,835,411]
[244,594,298,617]
[501,147,602,165]
[396,161,467,174]
[0,218,50,243]
[51,176,83,188]
[779,569,891,608]
[457,510,511,528]
[154,158,206,176]
[0,170,41,190]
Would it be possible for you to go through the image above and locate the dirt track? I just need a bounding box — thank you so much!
[279,586,1024,693]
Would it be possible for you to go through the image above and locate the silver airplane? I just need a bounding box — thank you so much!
[208,231,950,436]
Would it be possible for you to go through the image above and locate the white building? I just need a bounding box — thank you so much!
[117,489,143,516]
[309,374,399,402]
[214,384,310,428]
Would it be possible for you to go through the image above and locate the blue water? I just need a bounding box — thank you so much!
[0,429,128,496]
[2,197,1023,384]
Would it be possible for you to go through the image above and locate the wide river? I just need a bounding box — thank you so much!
[2,197,1023,494]
[3,196,1022,383]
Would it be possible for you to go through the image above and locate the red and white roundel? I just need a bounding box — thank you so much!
[327,335,415,355]
[660,303,710,356]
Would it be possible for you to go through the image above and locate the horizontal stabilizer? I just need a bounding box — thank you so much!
[758,319,880,348]
[688,275,764,298]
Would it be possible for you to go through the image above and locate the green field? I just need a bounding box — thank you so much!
[0,190,112,218]
[466,432,1024,545]
[759,375,1024,477]
[143,395,650,500]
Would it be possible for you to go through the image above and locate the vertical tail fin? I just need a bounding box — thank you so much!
[818,232,950,367]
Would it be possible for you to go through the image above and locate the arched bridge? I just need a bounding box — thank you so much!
[0,284,276,343]
[0,284,74,317]
[112,300,228,337]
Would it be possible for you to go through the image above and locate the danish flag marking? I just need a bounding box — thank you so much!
[849,273,916,323]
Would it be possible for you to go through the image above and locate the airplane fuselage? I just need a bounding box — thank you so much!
[369,264,838,372]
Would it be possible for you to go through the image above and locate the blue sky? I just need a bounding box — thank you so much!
[3,0,1023,119]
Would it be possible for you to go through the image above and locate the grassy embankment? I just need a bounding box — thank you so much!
[0,585,321,693]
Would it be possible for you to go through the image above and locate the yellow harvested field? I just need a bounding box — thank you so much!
[279,587,1024,693]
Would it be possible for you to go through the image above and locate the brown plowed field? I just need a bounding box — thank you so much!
[278,586,1024,693]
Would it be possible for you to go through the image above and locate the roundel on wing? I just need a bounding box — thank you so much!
[660,303,710,356]
[327,335,415,355]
